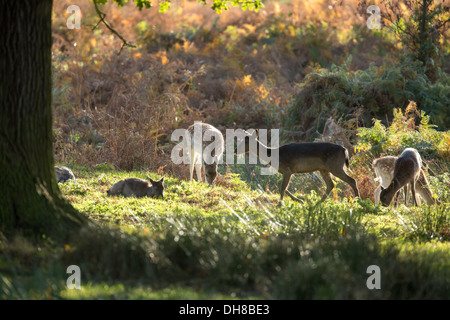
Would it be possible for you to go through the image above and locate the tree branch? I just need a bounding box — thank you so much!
[92,0,136,55]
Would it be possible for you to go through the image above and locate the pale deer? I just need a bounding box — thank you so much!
[187,122,224,186]
[373,155,435,206]
[235,130,359,203]
[379,148,424,206]
[107,177,165,198]
[319,117,355,157]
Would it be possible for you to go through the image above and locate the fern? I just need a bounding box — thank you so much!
[355,105,449,160]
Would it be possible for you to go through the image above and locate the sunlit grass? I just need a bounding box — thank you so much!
[60,283,258,300]
[2,165,448,299]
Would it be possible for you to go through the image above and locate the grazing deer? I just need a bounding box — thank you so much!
[379,148,424,207]
[235,130,359,203]
[373,155,435,206]
[107,177,165,198]
[55,166,75,183]
[187,122,224,186]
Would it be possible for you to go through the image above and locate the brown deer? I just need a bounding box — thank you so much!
[235,130,359,203]
[379,148,424,206]
[373,156,435,206]
[107,177,165,198]
[187,122,224,186]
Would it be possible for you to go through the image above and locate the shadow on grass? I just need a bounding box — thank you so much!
[1,212,448,299]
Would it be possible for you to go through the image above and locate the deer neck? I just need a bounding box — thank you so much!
[389,177,404,194]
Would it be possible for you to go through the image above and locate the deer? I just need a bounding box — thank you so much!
[107,177,165,198]
[373,155,435,206]
[55,166,75,183]
[235,129,360,203]
[187,122,224,186]
[379,148,426,207]
[319,117,355,157]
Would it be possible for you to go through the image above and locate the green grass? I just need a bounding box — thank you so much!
[1,165,449,299]
[60,283,258,300]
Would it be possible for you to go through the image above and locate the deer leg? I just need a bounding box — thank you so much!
[319,170,334,203]
[189,152,195,182]
[195,162,202,182]
[403,184,409,206]
[202,162,206,183]
[410,180,419,206]
[279,173,292,202]
[280,177,303,203]
[416,177,432,205]
[192,152,202,182]
[415,190,422,206]
[374,185,381,206]
[331,168,359,198]
[403,183,420,206]
[393,188,403,207]
[416,194,422,206]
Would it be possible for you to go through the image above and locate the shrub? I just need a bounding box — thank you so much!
[286,57,450,139]
[355,101,450,161]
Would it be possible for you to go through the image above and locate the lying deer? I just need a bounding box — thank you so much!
[373,155,435,206]
[235,130,360,203]
[107,177,165,198]
[379,148,425,207]
[187,122,224,186]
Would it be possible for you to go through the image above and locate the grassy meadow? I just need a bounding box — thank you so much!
[2,158,449,299]
[1,0,449,300]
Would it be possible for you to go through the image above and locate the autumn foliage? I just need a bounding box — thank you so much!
[51,0,449,176]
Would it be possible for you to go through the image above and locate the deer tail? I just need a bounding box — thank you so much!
[344,148,350,169]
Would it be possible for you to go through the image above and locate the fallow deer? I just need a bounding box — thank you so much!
[235,130,359,203]
[379,148,424,206]
[187,122,224,186]
[107,177,165,198]
[319,117,355,157]
[373,155,435,206]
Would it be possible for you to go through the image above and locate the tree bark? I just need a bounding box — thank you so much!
[0,0,87,240]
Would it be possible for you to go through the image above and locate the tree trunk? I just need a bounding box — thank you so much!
[0,0,87,240]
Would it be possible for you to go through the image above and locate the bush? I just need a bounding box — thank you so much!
[286,57,450,139]
[355,101,450,161]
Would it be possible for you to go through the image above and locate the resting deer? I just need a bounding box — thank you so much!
[235,130,359,203]
[373,156,435,206]
[107,177,165,198]
[187,122,224,186]
[379,148,424,207]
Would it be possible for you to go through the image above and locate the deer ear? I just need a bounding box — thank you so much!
[380,186,385,191]
[148,177,156,184]
[159,176,164,183]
